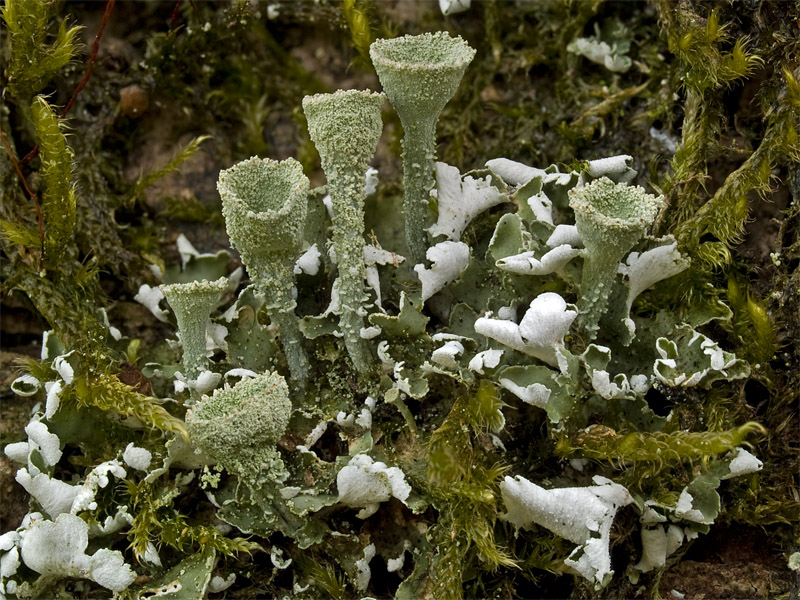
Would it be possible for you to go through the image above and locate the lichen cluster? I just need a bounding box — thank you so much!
[1,2,798,599]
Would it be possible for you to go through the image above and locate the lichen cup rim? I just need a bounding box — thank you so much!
[301,88,386,156]
[302,88,386,109]
[369,32,476,73]
[568,176,662,234]
[217,155,309,223]
[160,276,228,299]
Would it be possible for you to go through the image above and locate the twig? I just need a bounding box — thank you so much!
[170,0,197,29]
[62,0,116,118]
[0,126,45,251]
[21,0,116,165]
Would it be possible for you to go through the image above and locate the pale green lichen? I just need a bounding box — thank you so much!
[186,372,291,486]
[3,14,785,597]
[568,177,663,340]
[218,156,310,386]
[302,89,385,374]
[370,32,475,265]
[160,277,228,387]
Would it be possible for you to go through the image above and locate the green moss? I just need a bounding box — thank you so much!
[31,96,76,268]
[0,0,81,101]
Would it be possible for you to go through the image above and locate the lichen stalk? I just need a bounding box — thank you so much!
[302,89,385,374]
[400,120,437,266]
[161,278,228,382]
[568,177,662,340]
[218,156,310,386]
[370,32,476,266]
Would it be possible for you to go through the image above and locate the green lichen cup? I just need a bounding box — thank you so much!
[302,89,385,176]
[218,156,310,386]
[218,156,309,284]
[303,90,385,374]
[370,32,476,265]
[161,277,228,383]
[568,177,662,340]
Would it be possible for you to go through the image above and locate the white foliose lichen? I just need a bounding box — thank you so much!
[500,475,632,584]
[336,454,411,519]
[19,513,136,593]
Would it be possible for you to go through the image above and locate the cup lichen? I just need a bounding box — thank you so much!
[568,176,663,340]
[160,277,228,388]
[370,32,476,266]
[218,156,310,386]
[186,372,291,486]
[302,89,385,374]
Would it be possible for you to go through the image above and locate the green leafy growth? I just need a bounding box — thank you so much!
[0,0,81,100]
[726,277,777,366]
[661,7,762,93]
[426,381,515,599]
[73,371,188,440]
[128,135,211,205]
[0,219,40,247]
[31,95,76,267]
[342,0,374,68]
[674,79,799,267]
[558,421,765,467]
[294,551,349,599]
[124,477,260,563]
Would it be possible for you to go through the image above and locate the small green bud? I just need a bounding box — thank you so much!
[186,372,291,484]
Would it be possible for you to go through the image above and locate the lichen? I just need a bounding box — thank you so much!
[186,372,291,487]
[1,3,797,599]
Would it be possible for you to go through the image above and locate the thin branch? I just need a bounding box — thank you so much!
[62,0,116,118]
[21,0,116,165]
[170,0,198,29]
[0,126,45,251]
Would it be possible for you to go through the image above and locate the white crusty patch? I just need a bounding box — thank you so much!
[499,379,551,408]
[501,475,632,584]
[122,444,152,472]
[294,243,322,276]
[496,245,580,276]
[485,158,546,187]
[468,349,504,374]
[337,454,411,519]
[431,340,465,370]
[134,284,170,322]
[475,293,577,366]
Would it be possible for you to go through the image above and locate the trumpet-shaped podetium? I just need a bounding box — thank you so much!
[186,372,291,486]
[370,32,476,265]
[302,89,385,374]
[161,277,228,388]
[568,177,662,340]
[218,157,310,386]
